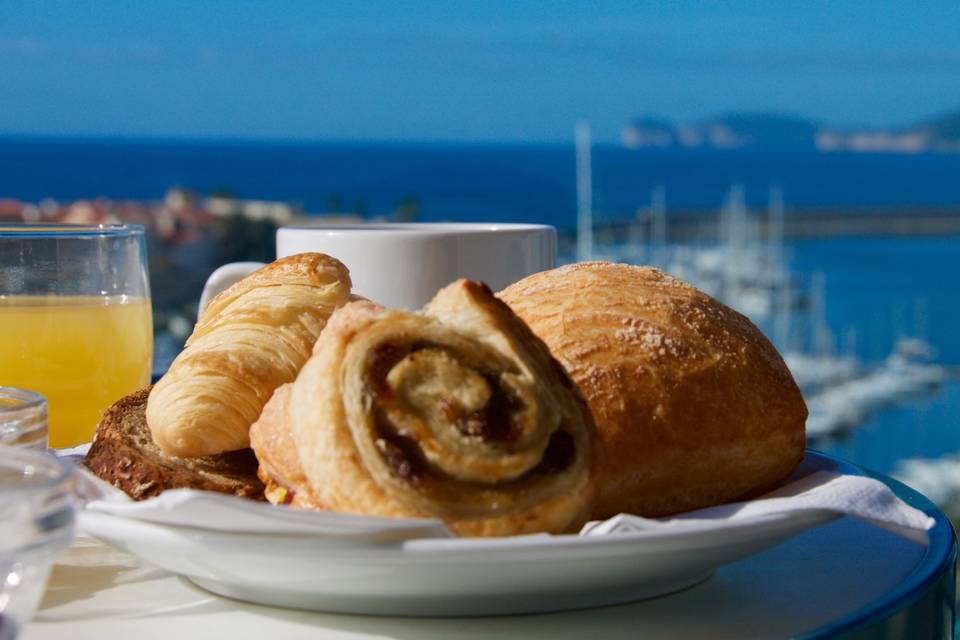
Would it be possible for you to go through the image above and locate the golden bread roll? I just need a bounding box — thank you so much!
[271,279,595,536]
[498,261,806,519]
[147,253,351,457]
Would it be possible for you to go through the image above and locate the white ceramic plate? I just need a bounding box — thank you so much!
[78,452,853,616]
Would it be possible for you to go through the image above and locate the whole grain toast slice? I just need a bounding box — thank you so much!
[84,387,265,501]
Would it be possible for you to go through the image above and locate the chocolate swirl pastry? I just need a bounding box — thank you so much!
[256,279,595,537]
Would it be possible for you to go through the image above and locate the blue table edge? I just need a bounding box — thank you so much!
[799,448,958,639]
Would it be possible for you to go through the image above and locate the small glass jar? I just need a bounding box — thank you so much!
[0,446,75,638]
[0,389,47,451]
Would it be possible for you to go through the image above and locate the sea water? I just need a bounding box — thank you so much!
[4,138,960,219]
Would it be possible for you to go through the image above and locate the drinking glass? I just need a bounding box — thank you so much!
[0,225,152,448]
[0,445,75,639]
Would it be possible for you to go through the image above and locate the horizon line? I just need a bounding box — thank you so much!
[0,131,593,148]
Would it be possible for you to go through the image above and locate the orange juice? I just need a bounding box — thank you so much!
[0,295,153,447]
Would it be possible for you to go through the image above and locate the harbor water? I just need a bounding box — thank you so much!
[785,235,960,477]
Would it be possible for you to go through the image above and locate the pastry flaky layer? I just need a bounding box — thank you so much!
[499,261,807,520]
[147,253,351,457]
[250,383,325,509]
[252,279,596,537]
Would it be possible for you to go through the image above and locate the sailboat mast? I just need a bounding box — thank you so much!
[651,184,666,259]
[575,122,593,262]
[768,185,784,267]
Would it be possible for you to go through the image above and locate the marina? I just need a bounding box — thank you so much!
[571,125,956,479]
[581,208,953,449]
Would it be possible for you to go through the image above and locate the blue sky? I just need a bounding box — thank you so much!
[2,1,959,143]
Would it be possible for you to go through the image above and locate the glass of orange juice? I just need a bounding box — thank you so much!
[0,224,152,448]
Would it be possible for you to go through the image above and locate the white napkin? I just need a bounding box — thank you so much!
[580,470,936,546]
[73,464,450,542]
[83,487,452,542]
[70,451,935,545]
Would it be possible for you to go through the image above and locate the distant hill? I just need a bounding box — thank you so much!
[715,114,819,148]
[622,113,819,150]
[622,109,960,153]
[911,109,960,142]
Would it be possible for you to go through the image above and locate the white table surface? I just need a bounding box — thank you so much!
[25,516,927,640]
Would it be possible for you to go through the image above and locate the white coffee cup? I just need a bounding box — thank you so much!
[199,223,556,312]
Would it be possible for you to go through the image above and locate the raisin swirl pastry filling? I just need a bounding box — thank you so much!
[284,279,595,536]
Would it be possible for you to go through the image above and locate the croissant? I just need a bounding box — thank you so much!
[257,279,595,536]
[499,262,807,519]
[147,253,351,457]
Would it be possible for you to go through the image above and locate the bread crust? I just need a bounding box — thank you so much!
[85,387,265,501]
[499,262,807,519]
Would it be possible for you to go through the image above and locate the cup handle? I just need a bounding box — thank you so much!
[198,262,265,315]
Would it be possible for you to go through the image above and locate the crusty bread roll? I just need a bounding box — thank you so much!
[147,253,351,457]
[499,261,806,519]
[258,279,595,536]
